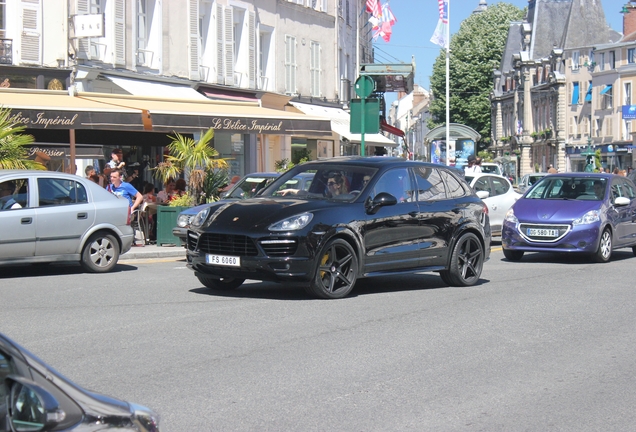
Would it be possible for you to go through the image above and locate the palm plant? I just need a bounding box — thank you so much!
[154,128,228,205]
[0,107,45,170]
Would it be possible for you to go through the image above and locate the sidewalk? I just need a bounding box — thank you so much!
[120,243,186,261]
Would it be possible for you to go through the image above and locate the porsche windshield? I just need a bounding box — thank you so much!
[261,164,378,201]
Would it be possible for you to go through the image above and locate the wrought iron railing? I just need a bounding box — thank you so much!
[0,39,13,65]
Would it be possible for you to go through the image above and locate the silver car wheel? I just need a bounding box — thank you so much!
[81,234,120,273]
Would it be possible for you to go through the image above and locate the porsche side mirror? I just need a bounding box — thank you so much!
[366,192,398,214]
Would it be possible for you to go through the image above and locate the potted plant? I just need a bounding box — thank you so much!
[153,128,228,246]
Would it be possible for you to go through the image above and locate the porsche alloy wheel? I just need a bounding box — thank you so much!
[308,239,358,299]
[441,232,483,287]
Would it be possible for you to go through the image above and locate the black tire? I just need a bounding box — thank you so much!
[593,228,612,263]
[307,238,358,299]
[503,249,524,261]
[81,233,120,273]
[198,276,245,290]
[444,232,484,287]
[439,270,453,286]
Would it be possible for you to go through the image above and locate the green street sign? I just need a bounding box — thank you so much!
[354,76,375,98]
[350,99,380,134]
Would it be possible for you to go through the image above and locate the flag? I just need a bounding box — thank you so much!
[430,0,449,48]
[366,0,381,17]
[372,2,397,42]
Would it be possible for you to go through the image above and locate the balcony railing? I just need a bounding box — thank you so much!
[0,39,13,65]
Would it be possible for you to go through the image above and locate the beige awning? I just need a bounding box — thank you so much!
[0,89,332,136]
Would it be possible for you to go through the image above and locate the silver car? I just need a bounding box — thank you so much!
[0,170,133,272]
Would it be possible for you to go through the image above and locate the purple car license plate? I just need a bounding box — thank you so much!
[527,228,559,237]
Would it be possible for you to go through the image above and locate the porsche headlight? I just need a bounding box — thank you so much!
[504,208,518,223]
[269,212,313,231]
[177,214,193,228]
[572,210,600,226]
[191,207,211,228]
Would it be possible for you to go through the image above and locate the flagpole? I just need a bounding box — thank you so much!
[445,0,450,166]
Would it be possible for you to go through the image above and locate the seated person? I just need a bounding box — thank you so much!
[157,178,176,203]
[326,173,348,197]
[0,181,21,210]
[593,180,605,200]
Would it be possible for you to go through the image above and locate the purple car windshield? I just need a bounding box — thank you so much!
[526,177,607,201]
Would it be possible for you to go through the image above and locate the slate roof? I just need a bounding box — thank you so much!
[495,0,621,96]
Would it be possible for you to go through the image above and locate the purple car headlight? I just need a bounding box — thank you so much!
[504,208,518,224]
[572,210,600,226]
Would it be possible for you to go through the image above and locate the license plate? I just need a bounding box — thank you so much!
[527,228,559,237]
[206,254,241,267]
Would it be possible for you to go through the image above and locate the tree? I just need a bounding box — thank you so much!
[154,128,228,205]
[0,107,45,170]
[428,3,525,145]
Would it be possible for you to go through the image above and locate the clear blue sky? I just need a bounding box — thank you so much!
[376,0,628,102]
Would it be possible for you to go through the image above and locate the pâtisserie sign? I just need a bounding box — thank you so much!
[7,109,332,136]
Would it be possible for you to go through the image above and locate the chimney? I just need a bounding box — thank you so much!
[623,2,636,37]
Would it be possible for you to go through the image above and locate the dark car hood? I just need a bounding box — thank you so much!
[514,198,601,223]
[203,197,333,231]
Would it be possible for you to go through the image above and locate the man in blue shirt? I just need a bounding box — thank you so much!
[107,170,143,211]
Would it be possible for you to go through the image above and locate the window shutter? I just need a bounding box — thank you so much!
[569,116,574,136]
[20,0,41,64]
[188,0,200,80]
[76,0,90,59]
[216,4,224,83]
[291,37,296,94]
[114,0,125,65]
[224,7,234,85]
[248,11,255,88]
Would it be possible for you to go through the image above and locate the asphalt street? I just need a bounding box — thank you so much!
[1,247,636,431]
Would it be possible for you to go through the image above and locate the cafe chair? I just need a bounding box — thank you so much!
[130,202,149,246]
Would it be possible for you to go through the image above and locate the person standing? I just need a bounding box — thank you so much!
[107,170,143,212]
[464,155,482,174]
[104,149,126,178]
[547,164,557,173]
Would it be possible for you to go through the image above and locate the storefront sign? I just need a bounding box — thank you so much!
[6,108,332,136]
[623,105,636,119]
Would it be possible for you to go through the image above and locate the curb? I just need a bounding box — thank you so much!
[120,246,186,261]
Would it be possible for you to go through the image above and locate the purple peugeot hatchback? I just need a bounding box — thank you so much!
[501,173,636,262]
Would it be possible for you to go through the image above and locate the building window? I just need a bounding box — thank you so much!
[345,0,350,26]
[624,120,632,141]
[0,0,6,38]
[610,50,616,69]
[595,118,602,137]
[310,41,321,97]
[625,82,632,106]
[600,52,605,71]
[601,84,613,110]
[285,35,297,95]
[629,48,636,64]
[571,81,580,105]
[572,51,580,70]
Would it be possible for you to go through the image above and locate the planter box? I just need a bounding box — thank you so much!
[156,205,188,246]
